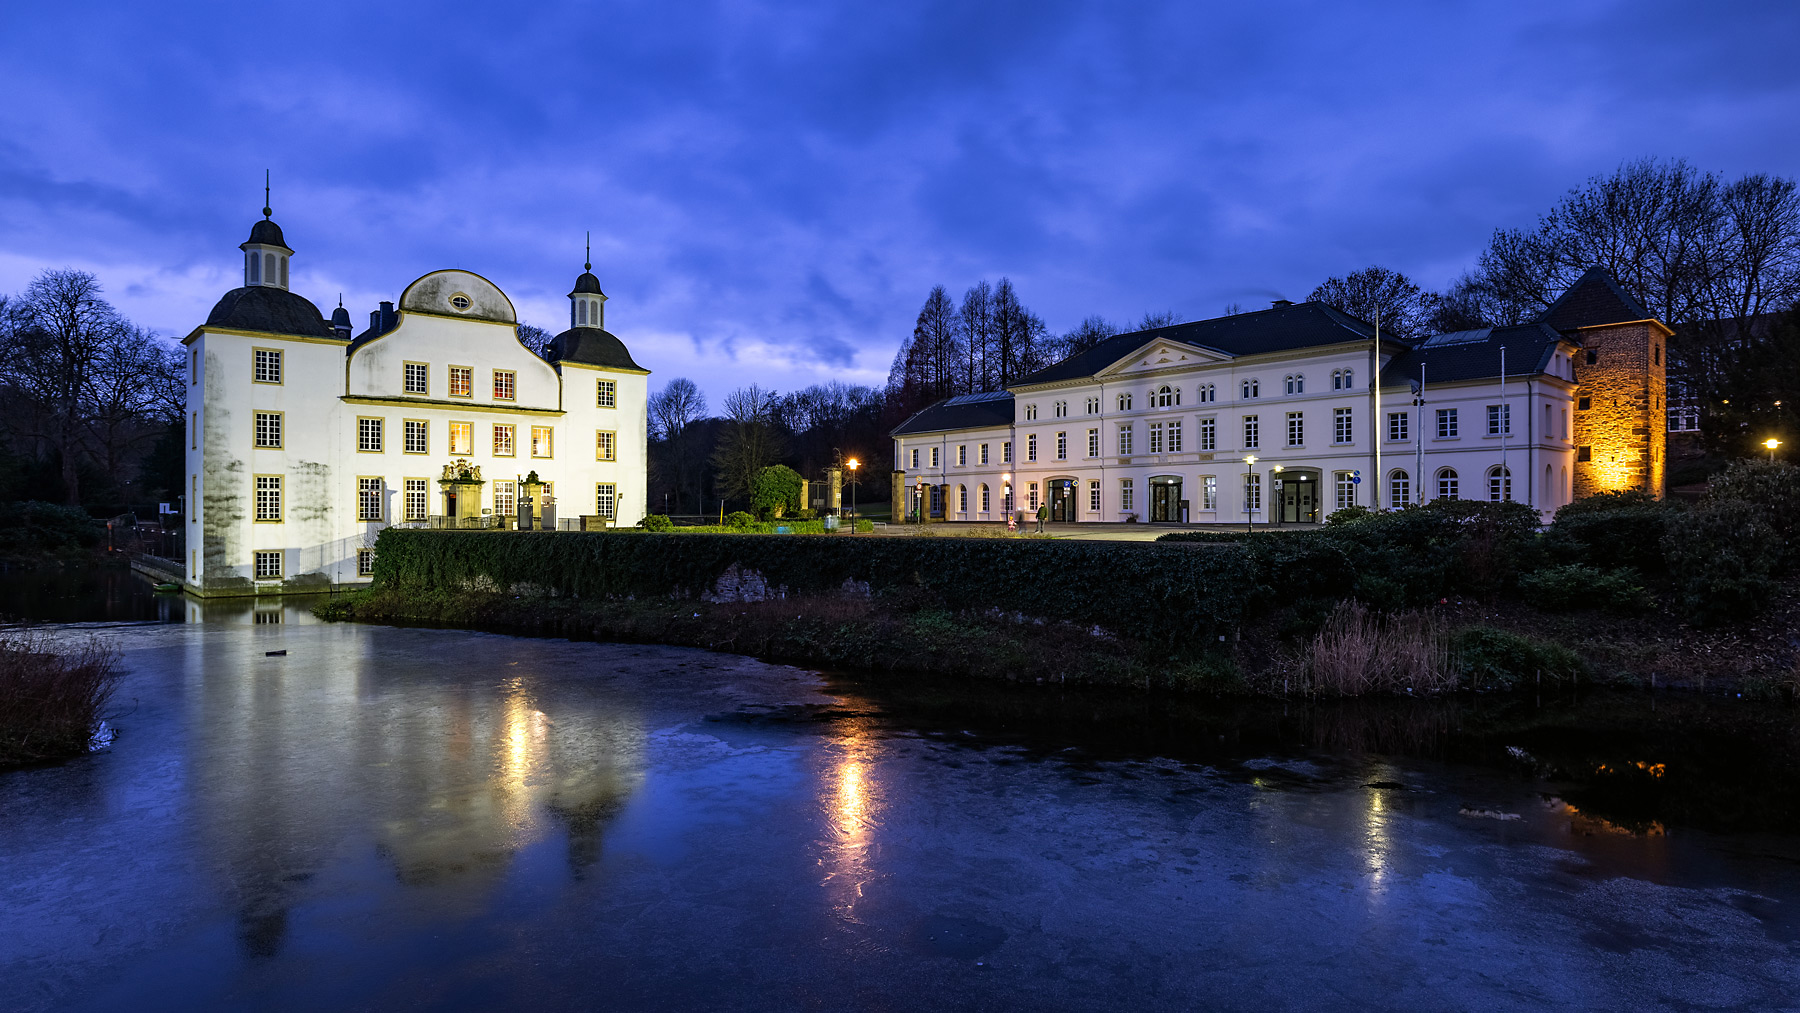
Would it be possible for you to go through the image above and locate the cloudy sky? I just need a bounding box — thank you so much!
[2,1,1796,405]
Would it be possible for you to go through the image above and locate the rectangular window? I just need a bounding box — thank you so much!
[532,426,553,458]
[1335,472,1356,510]
[404,478,427,520]
[357,477,383,521]
[358,417,384,453]
[1286,412,1304,447]
[1487,404,1511,436]
[1243,415,1259,450]
[1027,435,1037,462]
[403,362,428,395]
[357,548,376,576]
[1333,407,1353,444]
[1056,432,1067,460]
[1199,417,1216,451]
[1168,421,1183,453]
[1437,408,1459,438]
[1120,479,1134,511]
[448,365,473,398]
[253,348,282,384]
[1087,429,1099,458]
[910,448,919,469]
[597,380,616,408]
[254,475,281,521]
[1388,411,1409,442]
[1002,441,1012,464]
[254,411,283,449]
[493,424,516,456]
[1202,475,1218,510]
[597,483,617,519]
[1089,480,1100,511]
[930,446,940,468]
[254,550,282,578]
[957,445,967,466]
[404,419,428,455]
[596,430,616,461]
[449,421,472,455]
[1119,424,1134,456]
[1243,474,1261,513]
[1028,483,1039,510]
[189,349,197,385]
[1577,396,1592,411]
[493,370,516,401]
[979,443,989,465]
[1148,422,1164,454]
[1577,445,1592,462]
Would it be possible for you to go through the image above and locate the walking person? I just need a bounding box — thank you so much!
[1036,502,1047,534]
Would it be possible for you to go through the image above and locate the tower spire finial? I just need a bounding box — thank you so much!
[584,230,591,273]
[262,170,271,219]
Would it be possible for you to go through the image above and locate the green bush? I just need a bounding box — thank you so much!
[1517,564,1654,614]
[750,465,804,520]
[1324,505,1374,526]
[1450,626,1586,690]
[1541,491,1678,574]
[1664,499,1780,624]
[1703,460,1800,571]
[641,514,674,532]
[724,510,757,530]
[0,501,104,563]
[369,528,1255,643]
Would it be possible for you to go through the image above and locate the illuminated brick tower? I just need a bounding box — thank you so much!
[1542,268,1670,499]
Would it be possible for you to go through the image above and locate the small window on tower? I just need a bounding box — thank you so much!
[1577,446,1592,462]
[1578,396,1591,411]
[1586,349,1598,365]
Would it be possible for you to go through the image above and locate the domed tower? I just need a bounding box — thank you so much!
[330,296,353,341]
[569,242,607,329]
[241,174,293,290]
[546,249,643,372]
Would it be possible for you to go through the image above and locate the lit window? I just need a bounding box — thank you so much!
[1120,479,1134,511]
[1333,407,1353,444]
[404,362,428,395]
[596,430,616,461]
[254,475,281,521]
[1118,424,1134,456]
[254,551,282,578]
[404,420,428,454]
[1243,415,1259,449]
[597,380,617,408]
[597,483,617,519]
[1437,468,1459,500]
[1488,466,1512,502]
[493,424,515,456]
[253,349,282,384]
[493,370,516,401]
[1387,411,1409,442]
[449,421,472,455]
[358,417,384,452]
[1286,412,1304,447]
[404,478,427,520]
[532,426,553,458]
[357,478,383,521]
[1199,417,1216,451]
[448,366,473,398]
[357,548,376,576]
[254,411,282,449]
[1437,408,1459,438]
[1202,475,1217,510]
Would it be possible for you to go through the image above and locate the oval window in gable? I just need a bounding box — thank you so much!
[449,292,473,312]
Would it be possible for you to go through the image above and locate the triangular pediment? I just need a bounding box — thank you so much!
[1098,339,1229,377]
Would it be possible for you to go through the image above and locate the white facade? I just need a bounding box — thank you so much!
[184,214,649,595]
[893,312,1581,527]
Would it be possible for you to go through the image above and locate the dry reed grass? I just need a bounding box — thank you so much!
[0,632,122,766]
[1299,601,1457,696]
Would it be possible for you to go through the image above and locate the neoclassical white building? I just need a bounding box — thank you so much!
[182,207,649,595]
[891,271,1667,526]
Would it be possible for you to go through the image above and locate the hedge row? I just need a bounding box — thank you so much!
[370,529,1255,643]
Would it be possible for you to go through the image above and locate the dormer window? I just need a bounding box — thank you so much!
[449,293,473,312]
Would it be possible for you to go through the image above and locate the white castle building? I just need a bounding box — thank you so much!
[182,205,649,595]
[891,270,1668,526]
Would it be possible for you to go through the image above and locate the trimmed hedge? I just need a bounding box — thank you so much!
[371,529,1256,643]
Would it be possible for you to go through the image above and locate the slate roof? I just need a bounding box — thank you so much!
[205,286,336,339]
[1380,322,1567,387]
[1539,267,1654,332]
[1012,301,1378,387]
[890,391,1015,436]
[243,219,290,250]
[547,326,644,371]
[571,272,605,296]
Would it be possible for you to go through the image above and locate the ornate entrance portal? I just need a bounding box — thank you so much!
[1276,471,1320,524]
[1149,476,1184,522]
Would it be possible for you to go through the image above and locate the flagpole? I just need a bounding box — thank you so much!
[1372,311,1382,511]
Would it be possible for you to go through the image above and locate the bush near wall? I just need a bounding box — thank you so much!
[371,529,1255,643]
[1540,490,1679,575]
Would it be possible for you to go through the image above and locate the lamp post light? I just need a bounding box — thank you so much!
[846,458,860,533]
[1766,438,1783,462]
[1243,455,1258,534]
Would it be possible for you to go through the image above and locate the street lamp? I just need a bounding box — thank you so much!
[1243,455,1258,533]
[1766,438,1782,462]
[846,458,860,533]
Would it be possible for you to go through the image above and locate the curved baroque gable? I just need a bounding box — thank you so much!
[399,269,516,323]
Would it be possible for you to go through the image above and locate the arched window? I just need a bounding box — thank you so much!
[958,485,968,512]
[1002,483,1013,512]
[1390,470,1410,507]
[264,253,277,284]
[577,301,587,325]
[1332,368,1354,390]
[980,483,990,512]
[1437,468,1459,500]
[1054,400,1068,418]
[1197,383,1215,403]
[1116,392,1133,411]
[1157,385,1174,408]
[1241,378,1259,399]
[1285,374,1304,395]
[1487,466,1511,502]
[279,256,288,288]
[248,251,261,284]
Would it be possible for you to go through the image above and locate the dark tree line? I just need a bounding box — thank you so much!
[0,269,184,509]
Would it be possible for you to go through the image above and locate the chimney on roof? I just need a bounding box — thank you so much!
[1271,299,1293,308]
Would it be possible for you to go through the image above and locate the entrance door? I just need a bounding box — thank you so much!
[1150,480,1183,522]
[1278,476,1319,523]
[1049,480,1076,522]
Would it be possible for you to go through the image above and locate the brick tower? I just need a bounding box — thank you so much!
[1542,268,1670,499]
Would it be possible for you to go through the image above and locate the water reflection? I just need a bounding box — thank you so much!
[821,719,882,921]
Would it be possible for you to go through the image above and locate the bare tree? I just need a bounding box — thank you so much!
[1136,310,1182,329]
[0,270,124,504]
[990,278,1049,386]
[1308,266,1435,339]
[712,384,784,502]
[1050,315,1118,360]
[517,323,554,358]
[887,286,963,415]
[649,377,707,442]
[958,281,994,392]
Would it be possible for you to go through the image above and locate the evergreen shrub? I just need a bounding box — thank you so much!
[1664,499,1781,625]
[1541,490,1677,574]
[1450,626,1586,690]
[641,514,674,532]
[724,510,756,530]
[369,529,1255,642]
[1702,460,1800,571]
[1517,564,1654,614]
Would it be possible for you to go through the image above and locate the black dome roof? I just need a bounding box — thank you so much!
[330,304,352,328]
[206,287,335,339]
[244,218,289,250]
[547,326,642,371]
[571,271,605,295]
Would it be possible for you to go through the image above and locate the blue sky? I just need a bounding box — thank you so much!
[2,1,1796,404]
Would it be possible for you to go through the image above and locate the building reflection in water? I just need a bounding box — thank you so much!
[187,633,647,958]
[821,716,883,921]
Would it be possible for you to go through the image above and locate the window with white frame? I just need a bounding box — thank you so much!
[980,484,990,511]
[531,426,553,458]
[1334,472,1356,510]
[404,419,428,454]
[357,477,383,521]
[930,446,940,468]
[909,448,919,469]
[1167,420,1183,452]
[448,366,473,398]
[1087,428,1099,457]
[405,478,428,521]
[1243,415,1259,449]
[1120,479,1134,511]
[1332,368,1354,390]
[1148,422,1164,454]
[1199,417,1215,451]
[1027,434,1037,461]
[1390,470,1410,506]
[492,370,516,401]
[449,421,472,455]
[958,485,968,512]
[1055,432,1067,459]
[595,430,615,461]
[1117,392,1133,411]
[1333,407,1353,443]
[404,362,428,395]
[1241,379,1259,399]
[1086,397,1100,414]
[1437,468,1459,500]
[358,417,384,452]
[1054,400,1068,418]
[1387,411,1409,442]
[1487,466,1511,502]
[254,550,282,578]
[493,424,515,457]
[979,443,989,465]
[357,548,376,576]
[493,481,514,520]
[1028,483,1039,510]
[1437,407,1459,438]
[254,475,281,521]
[1197,383,1215,403]
[1286,412,1304,447]
[1284,374,1304,395]
[1025,404,1038,420]
[957,444,967,466]
[1486,403,1511,436]
[1668,379,1700,432]
[1118,424,1134,455]
[1089,480,1100,511]
[1002,441,1012,463]
[597,483,617,518]
[1156,384,1179,408]
[255,411,282,449]
[1243,474,1261,513]
[1202,475,1217,510]
[597,379,616,408]
[253,349,282,384]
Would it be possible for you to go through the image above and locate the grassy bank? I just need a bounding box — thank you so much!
[0,633,122,768]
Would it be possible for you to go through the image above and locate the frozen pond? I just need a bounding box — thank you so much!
[2,591,1799,1010]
